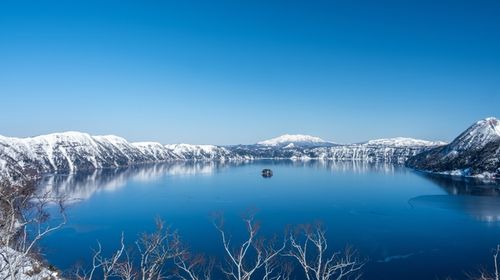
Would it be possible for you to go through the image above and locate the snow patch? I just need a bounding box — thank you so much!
[0,246,61,279]
[484,117,500,136]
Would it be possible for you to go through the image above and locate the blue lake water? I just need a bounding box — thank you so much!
[38,160,500,280]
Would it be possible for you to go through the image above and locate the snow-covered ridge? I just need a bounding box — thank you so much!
[364,137,447,147]
[230,136,444,163]
[5,119,497,185]
[0,131,448,185]
[165,144,237,160]
[0,132,243,185]
[257,134,332,146]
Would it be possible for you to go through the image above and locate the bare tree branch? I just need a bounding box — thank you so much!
[283,223,364,280]
[213,213,287,280]
[173,251,213,280]
[468,245,500,280]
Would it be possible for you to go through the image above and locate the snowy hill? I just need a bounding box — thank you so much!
[406,117,500,178]
[257,134,334,147]
[0,132,244,185]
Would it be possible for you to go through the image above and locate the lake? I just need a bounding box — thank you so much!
[38,160,500,280]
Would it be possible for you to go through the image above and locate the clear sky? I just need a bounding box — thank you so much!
[0,0,499,145]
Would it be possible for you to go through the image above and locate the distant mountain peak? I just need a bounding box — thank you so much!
[257,134,331,146]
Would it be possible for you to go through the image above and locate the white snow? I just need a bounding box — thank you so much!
[437,169,498,180]
[440,169,471,177]
[365,137,447,147]
[0,246,61,280]
[164,144,234,160]
[165,143,219,152]
[258,134,330,146]
[484,117,500,136]
[94,134,130,146]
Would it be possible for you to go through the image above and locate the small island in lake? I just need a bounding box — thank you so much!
[262,169,273,178]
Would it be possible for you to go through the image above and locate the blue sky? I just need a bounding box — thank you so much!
[0,0,499,145]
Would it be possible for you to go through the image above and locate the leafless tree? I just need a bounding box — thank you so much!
[75,233,128,280]
[468,245,500,280]
[172,252,213,280]
[0,181,67,280]
[283,223,364,280]
[135,218,184,280]
[75,218,193,280]
[213,213,288,280]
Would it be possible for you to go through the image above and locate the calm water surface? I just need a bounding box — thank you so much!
[39,160,500,280]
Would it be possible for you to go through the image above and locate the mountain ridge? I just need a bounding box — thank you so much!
[0,131,443,185]
[2,117,498,185]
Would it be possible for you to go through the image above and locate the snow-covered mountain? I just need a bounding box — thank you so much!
[0,128,470,186]
[0,132,243,185]
[230,136,444,162]
[406,117,500,178]
[257,134,335,147]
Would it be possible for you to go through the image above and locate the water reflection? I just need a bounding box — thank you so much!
[409,195,500,222]
[38,160,406,202]
[280,159,404,174]
[417,172,500,196]
[410,172,500,222]
[37,161,234,202]
[38,160,500,223]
